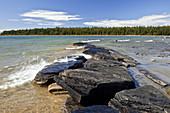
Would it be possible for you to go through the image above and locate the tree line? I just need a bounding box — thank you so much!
[1,26,170,35]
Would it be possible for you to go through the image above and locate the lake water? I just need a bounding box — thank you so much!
[0,35,170,112]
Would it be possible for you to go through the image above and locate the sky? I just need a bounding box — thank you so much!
[0,0,170,32]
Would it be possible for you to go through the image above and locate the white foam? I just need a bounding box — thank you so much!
[75,53,92,59]
[54,56,80,62]
[81,39,100,43]
[117,39,130,42]
[144,40,154,42]
[0,59,49,90]
[135,41,141,42]
[66,46,84,50]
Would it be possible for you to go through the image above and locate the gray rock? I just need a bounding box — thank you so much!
[109,85,170,113]
[109,50,139,66]
[55,59,135,106]
[62,96,84,113]
[73,42,89,46]
[83,47,115,60]
[72,105,119,113]
[83,48,110,57]
[83,47,139,66]
[34,56,87,85]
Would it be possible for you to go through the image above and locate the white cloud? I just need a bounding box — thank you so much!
[0,30,4,33]
[8,19,19,21]
[20,10,82,21]
[22,18,42,22]
[84,14,170,27]
[22,18,63,26]
[38,22,63,26]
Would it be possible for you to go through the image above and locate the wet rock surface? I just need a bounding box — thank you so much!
[34,43,169,113]
[109,85,170,113]
[55,68,135,106]
[73,42,89,46]
[55,46,135,106]
[72,105,119,113]
[33,56,87,85]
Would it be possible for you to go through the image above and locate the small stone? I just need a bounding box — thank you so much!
[150,59,156,62]
[48,83,64,93]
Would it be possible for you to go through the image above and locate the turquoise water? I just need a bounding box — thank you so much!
[0,36,170,90]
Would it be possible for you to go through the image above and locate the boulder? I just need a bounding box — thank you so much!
[34,56,87,85]
[61,96,84,113]
[83,48,110,57]
[109,85,170,113]
[55,59,135,106]
[82,47,114,60]
[73,42,89,46]
[48,83,64,93]
[72,105,119,113]
[82,47,139,66]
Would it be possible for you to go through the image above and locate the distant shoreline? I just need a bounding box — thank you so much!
[0,35,170,37]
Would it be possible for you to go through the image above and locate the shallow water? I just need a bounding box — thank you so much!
[0,35,170,112]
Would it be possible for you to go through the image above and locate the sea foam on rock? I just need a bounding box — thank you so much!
[33,56,87,85]
[109,85,170,113]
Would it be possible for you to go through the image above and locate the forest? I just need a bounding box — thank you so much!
[1,26,170,35]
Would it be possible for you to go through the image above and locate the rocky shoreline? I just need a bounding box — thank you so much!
[33,42,170,113]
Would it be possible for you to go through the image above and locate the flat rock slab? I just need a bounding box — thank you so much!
[83,60,130,80]
[82,46,139,66]
[109,50,139,67]
[72,105,119,113]
[61,96,84,113]
[109,85,170,113]
[55,59,135,106]
[34,56,86,85]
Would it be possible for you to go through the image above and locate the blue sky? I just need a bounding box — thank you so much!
[0,0,170,32]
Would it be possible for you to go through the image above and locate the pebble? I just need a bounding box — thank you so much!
[150,59,156,62]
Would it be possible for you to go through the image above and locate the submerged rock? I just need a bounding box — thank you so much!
[109,85,170,113]
[34,56,87,85]
[72,105,119,113]
[61,96,84,113]
[55,59,135,106]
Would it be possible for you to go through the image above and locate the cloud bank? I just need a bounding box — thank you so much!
[84,14,170,27]
[19,10,82,26]
[0,30,4,33]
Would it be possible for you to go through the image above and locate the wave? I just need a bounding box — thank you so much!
[144,40,154,42]
[0,57,49,90]
[116,39,130,42]
[75,53,92,59]
[81,39,100,43]
[66,46,84,50]
[54,56,81,62]
[135,41,141,43]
